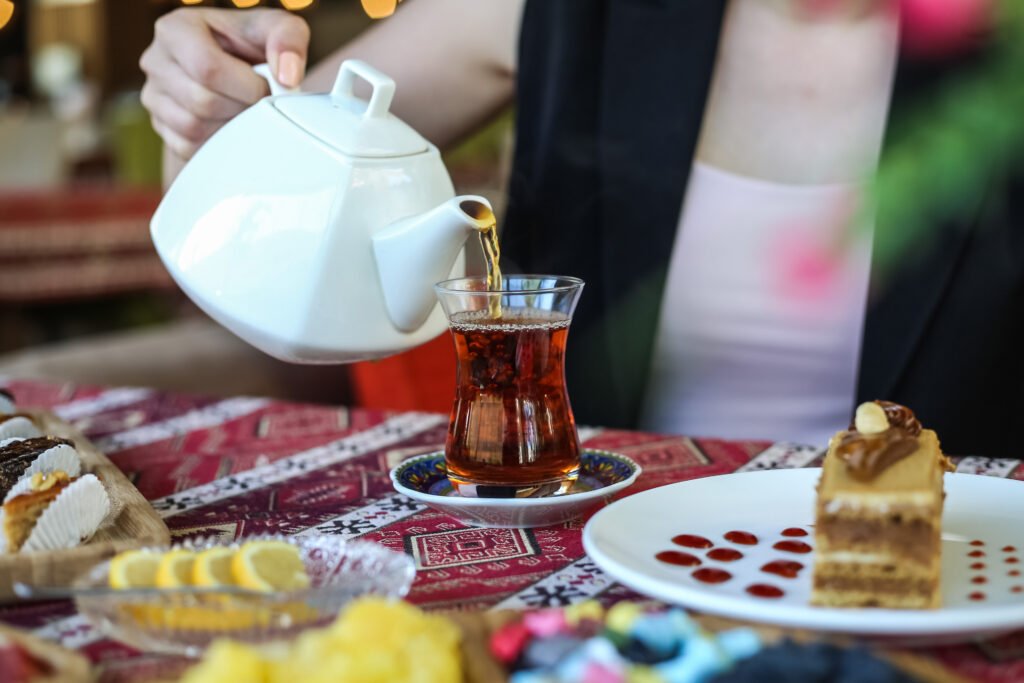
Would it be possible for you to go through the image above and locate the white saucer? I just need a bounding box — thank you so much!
[390,450,641,528]
[583,469,1024,641]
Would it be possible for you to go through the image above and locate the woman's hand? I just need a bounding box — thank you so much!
[140,8,309,161]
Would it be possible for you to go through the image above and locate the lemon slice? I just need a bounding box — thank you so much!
[109,550,161,589]
[155,549,196,589]
[193,547,237,588]
[231,541,309,592]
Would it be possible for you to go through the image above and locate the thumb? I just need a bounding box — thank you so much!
[241,9,310,88]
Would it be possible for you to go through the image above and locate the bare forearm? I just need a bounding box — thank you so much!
[306,0,522,150]
[698,0,899,184]
[159,1,522,188]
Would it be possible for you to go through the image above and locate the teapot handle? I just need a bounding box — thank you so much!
[331,59,395,120]
[253,63,301,96]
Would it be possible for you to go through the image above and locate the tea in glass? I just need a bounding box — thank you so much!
[435,276,585,497]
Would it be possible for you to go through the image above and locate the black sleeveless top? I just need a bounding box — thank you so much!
[502,0,1024,457]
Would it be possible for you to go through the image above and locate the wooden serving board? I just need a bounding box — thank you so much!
[0,412,170,602]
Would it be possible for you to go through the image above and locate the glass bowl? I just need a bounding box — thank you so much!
[74,534,415,657]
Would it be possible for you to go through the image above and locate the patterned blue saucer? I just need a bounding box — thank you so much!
[390,450,641,528]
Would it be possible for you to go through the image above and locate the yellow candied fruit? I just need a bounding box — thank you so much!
[180,598,463,683]
[180,640,266,683]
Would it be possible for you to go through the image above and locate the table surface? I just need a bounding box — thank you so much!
[0,378,1022,682]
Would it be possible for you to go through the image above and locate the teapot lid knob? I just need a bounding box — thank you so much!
[270,59,428,158]
[331,60,395,120]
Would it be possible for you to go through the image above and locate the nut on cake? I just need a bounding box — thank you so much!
[811,401,954,609]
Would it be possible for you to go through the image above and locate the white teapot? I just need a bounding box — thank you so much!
[151,60,494,363]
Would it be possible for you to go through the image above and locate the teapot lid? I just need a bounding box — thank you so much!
[273,60,428,158]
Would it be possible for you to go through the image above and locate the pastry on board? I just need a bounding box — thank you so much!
[0,437,81,500]
[0,472,110,554]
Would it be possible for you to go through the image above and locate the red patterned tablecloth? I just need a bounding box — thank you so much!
[0,378,1022,682]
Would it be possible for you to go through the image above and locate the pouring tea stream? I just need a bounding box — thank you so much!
[151,59,495,363]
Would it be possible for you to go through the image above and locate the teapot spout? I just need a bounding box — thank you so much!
[372,195,493,333]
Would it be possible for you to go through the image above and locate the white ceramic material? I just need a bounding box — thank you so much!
[390,450,642,528]
[151,60,492,363]
[583,469,1024,641]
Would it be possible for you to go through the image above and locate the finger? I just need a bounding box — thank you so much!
[141,84,229,146]
[156,9,270,105]
[143,42,256,121]
[211,8,310,88]
[151,116,201,161]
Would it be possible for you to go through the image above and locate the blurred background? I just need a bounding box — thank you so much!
[0,0,510,409]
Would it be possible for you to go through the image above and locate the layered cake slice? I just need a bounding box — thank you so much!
[811,401,954,609]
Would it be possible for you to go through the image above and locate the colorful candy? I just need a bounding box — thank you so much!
[492,602,762,683]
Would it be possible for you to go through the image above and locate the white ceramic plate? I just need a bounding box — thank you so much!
[583,469,1024,640]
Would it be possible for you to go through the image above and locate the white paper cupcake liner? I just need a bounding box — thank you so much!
[21,474,111,553]
[17,444,81,488]
[3,447,82,504]
[0,417,42,441]
[3,477,36,505]
[0,437,23,449]
[0,394,14,415]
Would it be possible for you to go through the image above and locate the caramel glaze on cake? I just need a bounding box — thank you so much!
[2,471,73,552]
[811,401,954,609]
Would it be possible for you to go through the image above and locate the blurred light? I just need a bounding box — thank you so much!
[0,0,13,32]
[181,0,203,5]
[280,0,314,9]
[360,0,397,19]
[233,0,260,6]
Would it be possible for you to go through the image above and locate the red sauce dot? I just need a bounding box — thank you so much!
[1003,546,1017,552]
[1007,557,1020,565]
[969,592,986,601]
[971,576,988,585]
[672,534,714,549]
[968,550,986,558]
[656,550,702,567]
[969,562,986,570]
[970,540,985,547]
[773,540,813,554]
[724,531,758,545]
[1010,570,1021,577]
[1012,586,1023,594]
[746,584,784,599]
[707,548,743,562]
[692,568,732,584]
[761,560,804,579]
[781,528,808,537]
